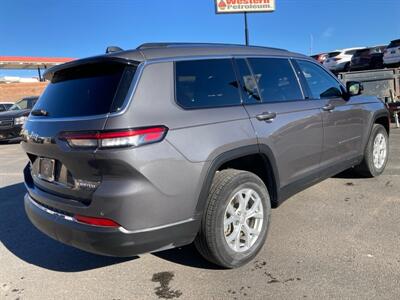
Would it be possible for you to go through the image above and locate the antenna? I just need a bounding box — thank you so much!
[105,46,123,54]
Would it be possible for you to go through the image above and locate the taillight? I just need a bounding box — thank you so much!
[59,126,168,149]
[75,214,120,227]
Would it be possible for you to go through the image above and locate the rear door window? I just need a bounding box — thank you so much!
[34,62,135,118]
[247,58,303,102]
[296,60,343,99]
[175,59,241,109]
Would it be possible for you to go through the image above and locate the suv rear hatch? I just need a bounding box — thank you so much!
[22,58,138,204]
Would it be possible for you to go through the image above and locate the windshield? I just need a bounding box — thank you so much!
[34,62,136,118]
[9,98,38,111]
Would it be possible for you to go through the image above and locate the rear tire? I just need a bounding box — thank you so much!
[354,124,388,177]
[195,169,271,269]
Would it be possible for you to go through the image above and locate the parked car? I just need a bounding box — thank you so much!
[350,45,386,71]
[311,53,328,64]
[22,43,389,268]
[323,47,365,72]
[383,39,400,67]
[0,102,14,112]
[0,96,38,142]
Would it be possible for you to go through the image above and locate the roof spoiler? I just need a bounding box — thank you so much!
[42,56,137,81]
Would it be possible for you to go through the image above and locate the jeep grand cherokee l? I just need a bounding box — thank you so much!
[22,43,390,268]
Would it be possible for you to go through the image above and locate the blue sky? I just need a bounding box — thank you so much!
[1,0,399,77]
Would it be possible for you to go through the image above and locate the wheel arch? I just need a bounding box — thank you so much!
[194,145,281,219]
[364,109,390,150]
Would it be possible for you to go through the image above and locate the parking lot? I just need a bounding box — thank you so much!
[0,128,399,300]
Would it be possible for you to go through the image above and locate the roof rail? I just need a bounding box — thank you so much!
[136,42,288,52]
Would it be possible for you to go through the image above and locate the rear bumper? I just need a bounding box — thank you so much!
[383,56,400,65]
[24,193,198,257]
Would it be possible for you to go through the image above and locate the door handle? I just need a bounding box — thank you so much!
[322,103,335,112]
[256,111,277,121]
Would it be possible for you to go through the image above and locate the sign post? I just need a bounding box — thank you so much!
[215,0,276,46]
[244,12,249,46]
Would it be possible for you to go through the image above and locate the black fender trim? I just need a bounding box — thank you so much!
[194,144,281,219]
[363,108,390,151]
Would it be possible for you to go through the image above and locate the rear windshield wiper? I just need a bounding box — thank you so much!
[31,109,49,116]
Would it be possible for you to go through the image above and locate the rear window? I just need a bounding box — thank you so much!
[388,40,400,48]
[175,59,241,109]
[35,62,135,117]
[328,52,341,58]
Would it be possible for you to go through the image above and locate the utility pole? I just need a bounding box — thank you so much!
[244,12,249,46]
[309,34,314,55]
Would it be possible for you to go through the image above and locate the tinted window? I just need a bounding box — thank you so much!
[247,58,303,102]
[34,62,135,117]
[26,98,38,109]
[297,60,343,99]
[328,51,341,58]
[353,49,368,57]
[388,40,400,48]
[0,105,5,112]
[175,59,241,109]
[235,59,261,103]
[344,50,359,55]
[374,46,386,53]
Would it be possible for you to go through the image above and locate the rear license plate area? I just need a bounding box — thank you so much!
[38,157,55,182]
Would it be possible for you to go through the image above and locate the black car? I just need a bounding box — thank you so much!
[0,102,14,112]
[350,45,386,71]
[0,96,38,142]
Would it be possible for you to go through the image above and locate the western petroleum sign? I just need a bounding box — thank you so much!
[215,0,276,14]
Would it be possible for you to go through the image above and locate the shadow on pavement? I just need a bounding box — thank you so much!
[153,244,222,270]
[333,168,371,179]
[0,182,133,272]
[0,182,217,271]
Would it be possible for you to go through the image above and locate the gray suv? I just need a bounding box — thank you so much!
[22,43,390,268]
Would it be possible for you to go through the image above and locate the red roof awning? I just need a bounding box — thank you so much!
[0,56,75,69]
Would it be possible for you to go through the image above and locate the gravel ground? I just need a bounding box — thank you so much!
[1,128,400,300]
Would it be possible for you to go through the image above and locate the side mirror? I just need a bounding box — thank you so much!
[346,81,363,96]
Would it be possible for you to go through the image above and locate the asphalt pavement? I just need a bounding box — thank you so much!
[1,128,400,299]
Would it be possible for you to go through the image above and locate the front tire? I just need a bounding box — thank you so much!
[195,169,271,268]
[354,124,389,177]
